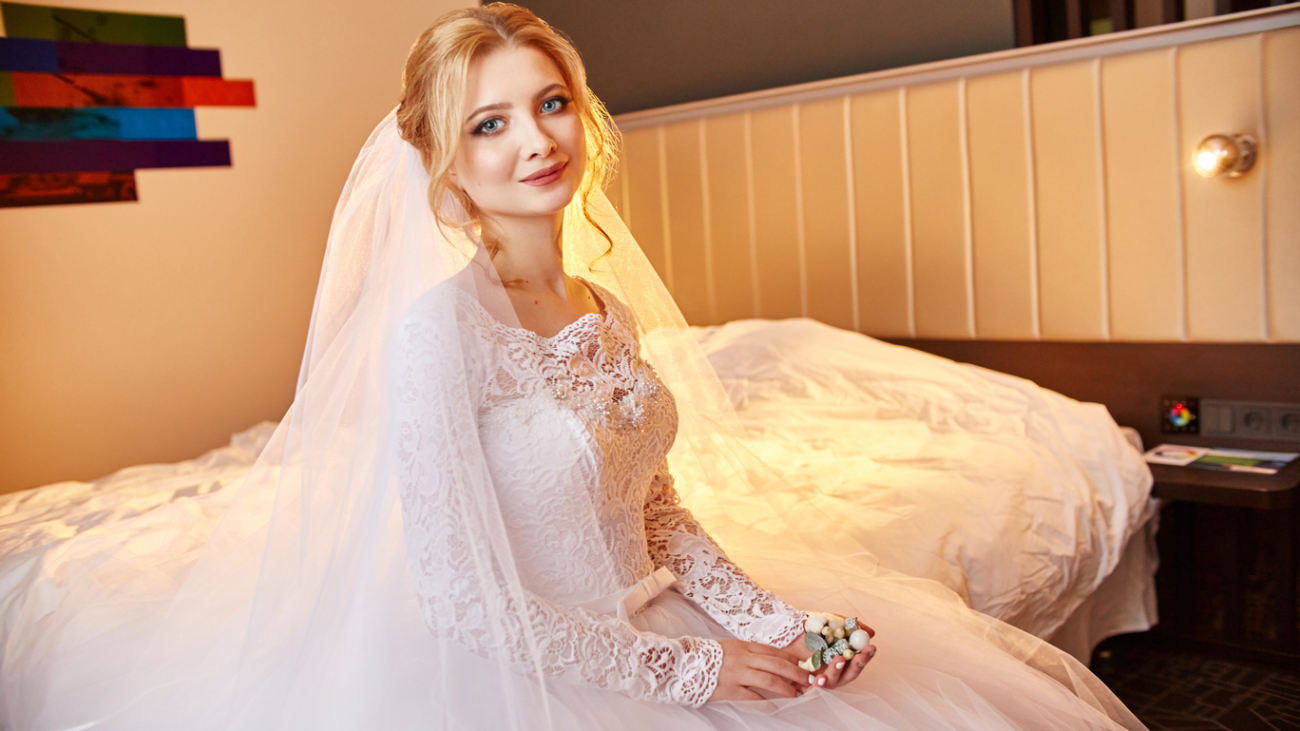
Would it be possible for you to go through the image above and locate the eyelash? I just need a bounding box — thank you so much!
[471,95,572,137]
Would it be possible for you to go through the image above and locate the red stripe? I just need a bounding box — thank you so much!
[10,72,255,108]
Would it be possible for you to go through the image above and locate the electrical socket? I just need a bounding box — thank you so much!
[1237,405,1272,437]
[1200,399,1300,443]
[1278,407,1300,439]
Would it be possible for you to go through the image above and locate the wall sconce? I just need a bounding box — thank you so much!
[1194,134,1257,178]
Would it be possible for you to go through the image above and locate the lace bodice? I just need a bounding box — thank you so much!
[392,280,804,707]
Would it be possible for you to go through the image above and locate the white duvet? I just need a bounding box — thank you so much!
[693,319,1156,639]
[0,319,1155,645]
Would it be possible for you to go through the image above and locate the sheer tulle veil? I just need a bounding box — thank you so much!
[1,108,1143,731]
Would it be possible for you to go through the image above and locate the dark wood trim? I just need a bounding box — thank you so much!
[883,340,1300,454]
[1014,0,1038,46]
[1067,0,1087,37]
[1161,0,1184,23]
[1110,0,1135,31]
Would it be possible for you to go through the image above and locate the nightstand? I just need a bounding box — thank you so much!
[1150,454,1300,509]
[1151,439,1300,660]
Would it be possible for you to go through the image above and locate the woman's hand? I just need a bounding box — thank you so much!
[781,618,877,692]
[709,639,812,702]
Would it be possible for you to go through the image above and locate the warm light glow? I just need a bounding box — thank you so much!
[1193,134,1257,178]
[1196,150,1219,174]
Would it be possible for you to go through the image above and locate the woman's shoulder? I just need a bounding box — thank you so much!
[392,278,505,358]
[582,279,637,332]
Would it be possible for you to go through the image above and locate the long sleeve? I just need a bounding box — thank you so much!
[644,461,806,648]
[389,297,723,707]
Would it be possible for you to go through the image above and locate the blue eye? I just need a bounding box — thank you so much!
[474,117,504,135]
[541,96,569,113]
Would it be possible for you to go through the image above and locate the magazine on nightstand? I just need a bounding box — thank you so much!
[1144,444,1300,475]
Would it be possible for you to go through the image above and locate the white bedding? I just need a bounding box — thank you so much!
[692,319,1157,641]
[0,319,1157,660]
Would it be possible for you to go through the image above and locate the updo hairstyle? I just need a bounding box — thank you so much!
[396,3,618,238]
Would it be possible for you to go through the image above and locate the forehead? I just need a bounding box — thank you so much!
[464,44,567,107]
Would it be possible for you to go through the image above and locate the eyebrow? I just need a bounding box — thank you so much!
[465,82,569,123]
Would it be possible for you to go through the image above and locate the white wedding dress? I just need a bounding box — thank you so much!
[389,279,1146,729]
[1,113,1143,731]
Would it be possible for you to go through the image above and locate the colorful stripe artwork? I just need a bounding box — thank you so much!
[0,2,255,208]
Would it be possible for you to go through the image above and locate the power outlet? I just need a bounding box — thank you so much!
[1237,405,1272,437]
[1279,407,1300,439]
[1200,399,1300,443]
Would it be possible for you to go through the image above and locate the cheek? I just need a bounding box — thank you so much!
[455,144,517,193]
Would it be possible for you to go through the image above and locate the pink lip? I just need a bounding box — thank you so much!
[521,160,567,186]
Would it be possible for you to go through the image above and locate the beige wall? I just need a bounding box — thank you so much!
[612,8,1300,345]
[0,0,471,494]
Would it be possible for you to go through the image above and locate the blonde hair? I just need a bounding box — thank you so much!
[396,3,618,245]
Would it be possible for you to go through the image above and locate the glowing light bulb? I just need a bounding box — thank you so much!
[1193,134,1257,178]
[1196,150,1219,174]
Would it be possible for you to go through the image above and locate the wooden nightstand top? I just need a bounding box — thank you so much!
[1150,439,1300,509]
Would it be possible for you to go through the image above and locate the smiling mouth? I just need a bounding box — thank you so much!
[521,160,567,186]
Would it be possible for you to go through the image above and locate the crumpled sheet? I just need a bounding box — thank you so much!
[691,319,1157,639]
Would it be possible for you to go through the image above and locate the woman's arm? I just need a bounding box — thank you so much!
[642,462,806,649]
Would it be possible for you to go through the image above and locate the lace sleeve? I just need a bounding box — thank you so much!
[644,462,807,648]
[389,299,723,707]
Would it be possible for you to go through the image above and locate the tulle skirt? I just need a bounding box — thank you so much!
[1,486,1143,731]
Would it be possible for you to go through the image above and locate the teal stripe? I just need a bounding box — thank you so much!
[0,107,197,140]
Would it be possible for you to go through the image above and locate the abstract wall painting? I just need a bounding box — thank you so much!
[0,2,255,208]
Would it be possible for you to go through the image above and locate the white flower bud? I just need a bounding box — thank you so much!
[804,614,827,633]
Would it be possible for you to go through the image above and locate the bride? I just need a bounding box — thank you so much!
[2,4,1145,730]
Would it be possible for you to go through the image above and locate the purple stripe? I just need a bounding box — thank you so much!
[58,42,222,77]
[0,139,231,174]
[0,38,221,76]
[0,38,59,73]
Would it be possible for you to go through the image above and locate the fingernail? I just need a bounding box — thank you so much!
[836,661,845,670]
[808,674,815,684]
[869,647,877,657]
[857,661,866,668]
[817,677,826,686]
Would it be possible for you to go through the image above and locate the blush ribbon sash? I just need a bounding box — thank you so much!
[579,566,678,622]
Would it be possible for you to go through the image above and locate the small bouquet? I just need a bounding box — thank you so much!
[798,613,871,672]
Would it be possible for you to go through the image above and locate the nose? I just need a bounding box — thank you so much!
[521,116,556,159]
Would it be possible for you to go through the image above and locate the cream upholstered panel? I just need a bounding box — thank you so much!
[662,122,712,324]
[1102,49,1184,341]
[798,98,857,332]
[967,70,1038,340]
[750,107,803,320]
[702,114,757,324]
[1031,61,1108,340]
[612,8,1300,342]
[851,90,912,337]
[907,82,973,339]
[1180,35,1267,342]
[1266,26,1300,342]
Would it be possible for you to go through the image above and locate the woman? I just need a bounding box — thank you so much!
[2,5,1144,730]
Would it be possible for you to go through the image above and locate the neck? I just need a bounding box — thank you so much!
[486,211,567,294]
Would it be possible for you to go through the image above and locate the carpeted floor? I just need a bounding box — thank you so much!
[1092,633,1300,731]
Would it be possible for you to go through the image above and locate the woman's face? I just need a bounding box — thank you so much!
[451,44,586,223]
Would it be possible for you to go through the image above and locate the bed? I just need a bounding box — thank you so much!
[0,319,1156,665]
